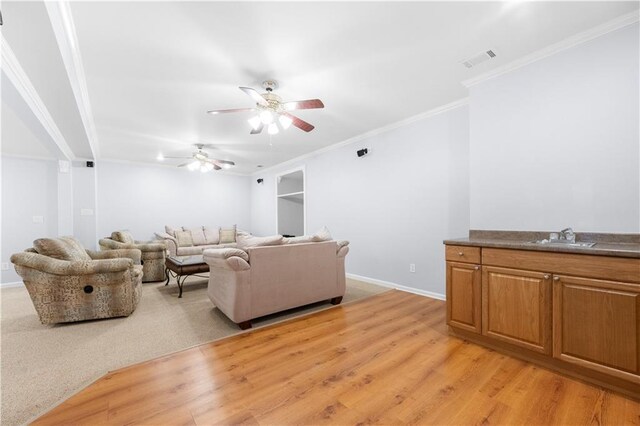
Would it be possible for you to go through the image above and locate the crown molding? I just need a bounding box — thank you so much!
[45,1,100,159]
[1,36,75,161]
[252,97,469,176]
[462,10,640,88]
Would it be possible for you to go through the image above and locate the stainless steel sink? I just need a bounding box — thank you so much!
[529,240,596,248]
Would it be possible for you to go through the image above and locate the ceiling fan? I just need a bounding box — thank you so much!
[207,80,324,135]
[162,144,235,172]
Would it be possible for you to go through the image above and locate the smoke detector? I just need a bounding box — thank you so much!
[461,50,497,68]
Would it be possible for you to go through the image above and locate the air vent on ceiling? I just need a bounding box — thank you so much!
[461,50,497,68]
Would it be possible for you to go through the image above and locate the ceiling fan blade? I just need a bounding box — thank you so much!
[207,107,256,115]
[282,99,324,111]
[250,122,264,135]
[282,112,315,132]
[212,159,235,166]
[239,87,268,106]
[213,164,222,171]
[163,156,192,159]
[177,162,192,168]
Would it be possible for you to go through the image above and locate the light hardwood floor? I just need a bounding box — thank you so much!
[35,290,640,425]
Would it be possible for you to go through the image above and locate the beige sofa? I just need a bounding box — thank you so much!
[11,236,143,325]
[156,225,238,257]
[203,240,349,329]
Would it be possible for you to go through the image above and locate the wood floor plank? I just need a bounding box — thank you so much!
[34,290,640,425]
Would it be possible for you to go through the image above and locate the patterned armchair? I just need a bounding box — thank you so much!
[10,236,143,325]
[99,231,167,282]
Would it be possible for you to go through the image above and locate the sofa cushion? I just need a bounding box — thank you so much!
[219,225,237,244]
[283,235,314,245]
[164,225,181,238]
[203,226,220,245]
[34,236,91,262]
[238,234,283,249]
[184,227,207,246]
[175,230,194,247]
[311,226,332,242]
[111,231,135,244]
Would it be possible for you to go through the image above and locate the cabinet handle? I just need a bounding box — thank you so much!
[553,276,560,282]
[458,252,464,256]
[474,266,480,270]
[543,274,550,280]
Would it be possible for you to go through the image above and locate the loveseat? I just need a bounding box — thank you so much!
[99,231,167,282]
[156,225,238,257]
[11,236,143,324]
[203,239,349,329]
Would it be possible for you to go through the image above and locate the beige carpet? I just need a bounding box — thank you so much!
[1,277,388,425]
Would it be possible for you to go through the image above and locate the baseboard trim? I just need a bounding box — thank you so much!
[1,281,23,288]
[346,273,446,301]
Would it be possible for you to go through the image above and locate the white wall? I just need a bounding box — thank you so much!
[1,156,59,283]
[252,105,470,297]
[96,161,252,241]
[469,24,640,232]
[73,165,98,249]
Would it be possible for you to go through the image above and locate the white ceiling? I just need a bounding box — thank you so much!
[2,1,93,160]
[2,1,638,174]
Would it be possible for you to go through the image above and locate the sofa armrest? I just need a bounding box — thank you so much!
[155,232,178,256]
[336,240,350,258]
[11,252,135,275]
[133,241,167,252]
[88,249,142,264]
[203,248,250,271]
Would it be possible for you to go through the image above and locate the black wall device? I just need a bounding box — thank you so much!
[257,178,264,184]
[86,161,94,168]
[357,148,368,158]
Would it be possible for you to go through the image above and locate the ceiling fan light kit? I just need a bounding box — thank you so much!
[207,79,325,135]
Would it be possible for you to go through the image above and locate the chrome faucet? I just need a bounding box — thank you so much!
[559,227,575,243]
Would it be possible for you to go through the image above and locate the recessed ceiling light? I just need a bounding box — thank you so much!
[156,154,164,161]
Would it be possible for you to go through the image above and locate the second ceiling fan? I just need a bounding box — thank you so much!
[207,80,324,135]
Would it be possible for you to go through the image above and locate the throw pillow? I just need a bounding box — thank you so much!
[203,226,220,245]
[111,230,135,244]
[184,227,207,246]
[165,225,178,237]
[175,230,194,247]
[237,234,283,249]
[219,225,237,244]
[311,226,332,242]
[34,236,91,261]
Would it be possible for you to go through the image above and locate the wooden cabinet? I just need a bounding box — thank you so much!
[446,261,481,333]
[553,275,640,383]
[445,244,640,397]
[482,266,552,354]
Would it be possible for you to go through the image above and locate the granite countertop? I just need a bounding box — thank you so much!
[444,230,640,259]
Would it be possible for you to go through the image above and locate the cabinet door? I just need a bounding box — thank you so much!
[446,261,481,333]
[482,266,552,354]
[553,275,640,383]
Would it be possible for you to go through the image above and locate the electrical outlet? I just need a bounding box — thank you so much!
[1,262,9,271]
[409,263,416,273]
[80,208,94,216]
[32,216,44,223]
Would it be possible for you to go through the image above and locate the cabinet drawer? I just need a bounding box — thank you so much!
[446,245,481,264]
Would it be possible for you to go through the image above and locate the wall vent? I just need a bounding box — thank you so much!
[461,50,497,68]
